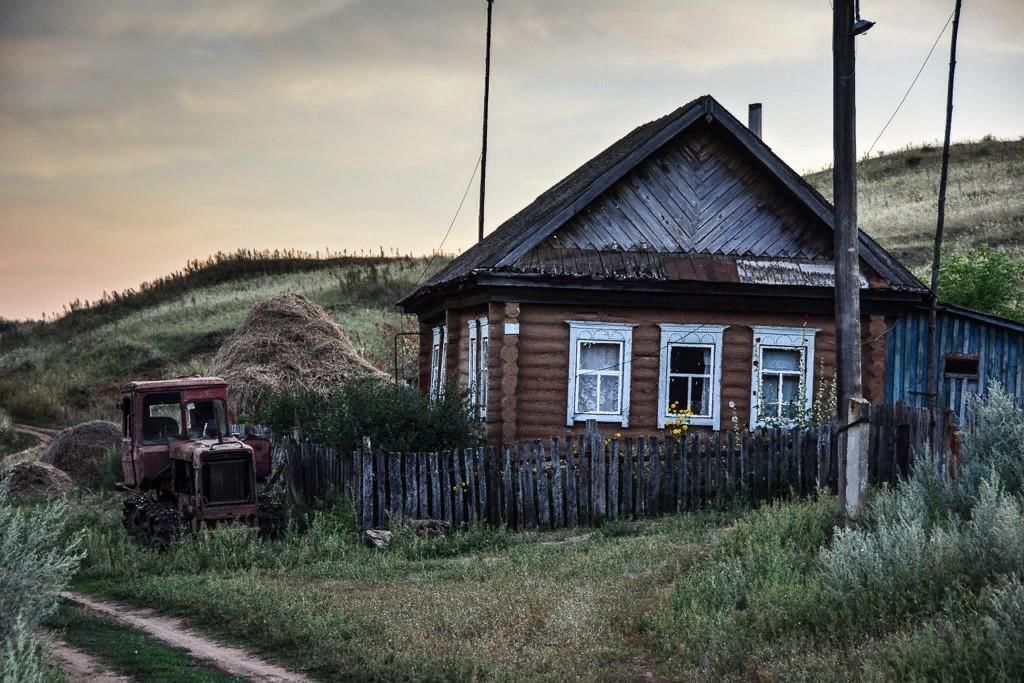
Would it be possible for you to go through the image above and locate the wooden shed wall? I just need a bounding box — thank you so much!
[886,310,1024,422]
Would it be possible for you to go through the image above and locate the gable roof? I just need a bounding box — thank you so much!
[401,95,926,307]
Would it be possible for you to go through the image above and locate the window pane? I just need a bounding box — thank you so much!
[671,346,709,374]
[763,348,801,371]
[599,375,620,413]
[781,376,801,417]
[761,375,780,416]
[577,374,599,412]
[691,377,709,415]
[668,376,688,413]
[579,342,620,371]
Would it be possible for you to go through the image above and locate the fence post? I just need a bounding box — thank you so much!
[843,398,871,518]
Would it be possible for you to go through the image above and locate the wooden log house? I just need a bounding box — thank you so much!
[399,95,1023,440]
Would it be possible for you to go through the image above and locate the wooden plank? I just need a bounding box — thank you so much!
[608,438,620,521]
[536,440,551,529]
[589,436,601,522]
[502,446,513,526]
[477,447,489,525]
[417,452,428,518]
[663,436,676,513]
[579,434,592,525]
[452,450,464,528]
[403,453,415,518]
[360,450,373,529]
[375,451,386,527]
[565,437,578,527]
[524,442,538,529]
[635,437,647,516]
[428,453,441,519]
[647,436,661,516]
[621,438,634,517]
[551,439,564,528]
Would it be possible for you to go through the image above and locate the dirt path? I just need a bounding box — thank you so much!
[48,637,132,683]
[62,592,312,683]
[13,423,58,445]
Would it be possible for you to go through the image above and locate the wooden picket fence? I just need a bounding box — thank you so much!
[279,402,958,531]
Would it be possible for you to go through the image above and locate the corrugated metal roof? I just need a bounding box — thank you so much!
[736,260,868,288]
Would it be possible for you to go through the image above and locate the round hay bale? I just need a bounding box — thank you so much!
[210,293,389,416]
[39,420,121,488]
[2,460,74,502]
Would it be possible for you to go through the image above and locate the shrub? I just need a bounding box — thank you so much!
[257,379,484,453]
[0,490,86,681]
[938,245,1024,321]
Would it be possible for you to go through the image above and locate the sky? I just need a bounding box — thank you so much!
[0,0,1022,321]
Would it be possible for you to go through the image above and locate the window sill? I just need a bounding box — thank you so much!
[569,413,629,427]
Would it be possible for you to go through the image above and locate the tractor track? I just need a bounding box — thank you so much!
[62,592,313,683]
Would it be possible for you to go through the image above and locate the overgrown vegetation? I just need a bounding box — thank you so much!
[649,385,1024,680]
[0,254,448,426]
[256,379,484,452]
[0,408,34,458]
[0,491,85,682]
[938,245,1024,321]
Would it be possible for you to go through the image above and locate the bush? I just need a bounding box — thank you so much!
[257,379,484,453]
[0,490,86,681]
[938,245,1024,321]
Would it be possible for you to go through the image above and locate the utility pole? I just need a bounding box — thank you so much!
[478,0,494,243]
[926,0,963,446]
[834,0,873,518]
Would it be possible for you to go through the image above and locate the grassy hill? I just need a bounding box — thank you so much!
[806,137,1024,270]
[0,251,448,426]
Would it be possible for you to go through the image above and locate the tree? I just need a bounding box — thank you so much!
[938,246,1024,322]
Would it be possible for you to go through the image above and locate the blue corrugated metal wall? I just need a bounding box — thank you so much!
[886,310,1024,422]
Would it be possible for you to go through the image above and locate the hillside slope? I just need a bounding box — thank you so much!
[0,253,446,425]
[806,137,1024,269]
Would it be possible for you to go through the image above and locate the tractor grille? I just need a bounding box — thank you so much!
[202,459,252,504]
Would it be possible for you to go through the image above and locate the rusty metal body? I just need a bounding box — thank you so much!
[119,377,276,539]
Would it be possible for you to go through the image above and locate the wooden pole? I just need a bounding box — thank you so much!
[926,0,963,448]
[833,0,866,517]
[477,0,494,243]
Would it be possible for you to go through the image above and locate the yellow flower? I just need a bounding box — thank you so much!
[682,425,689,431]
[672,428,682,436]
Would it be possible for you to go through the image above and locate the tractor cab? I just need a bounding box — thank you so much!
[119,378,277,540]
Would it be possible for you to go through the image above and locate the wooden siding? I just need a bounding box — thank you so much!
[503,303,886,440]
[524,123,834,266]
[887,310,1024,421]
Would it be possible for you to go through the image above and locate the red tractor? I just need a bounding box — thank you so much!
[118,377,285,545]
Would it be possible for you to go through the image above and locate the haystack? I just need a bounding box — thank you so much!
[39,420,121,488]
[2,460,74,502]
[210,294,388,416]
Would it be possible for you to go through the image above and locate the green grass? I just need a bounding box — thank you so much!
[0,254,449,426]
[48,603,243,683]
[806,137,1024,270]
[65,491,735,682]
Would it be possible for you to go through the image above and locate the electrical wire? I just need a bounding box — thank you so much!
[864,9,956,159]
[414,153,483,287]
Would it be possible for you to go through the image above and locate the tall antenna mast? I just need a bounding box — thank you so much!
[478,0,494,243]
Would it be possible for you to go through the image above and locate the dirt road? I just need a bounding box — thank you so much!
[62,592,312,683]
[13,423,58,446]
[48,638,131,683]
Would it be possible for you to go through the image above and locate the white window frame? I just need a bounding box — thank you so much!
[749,325,818,428]
[467,319,478,409]
[478,318,489,419]
[657,324,727,430]
[566,321,634,427]
[429,324,447,401]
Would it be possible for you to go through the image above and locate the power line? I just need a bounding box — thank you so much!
[864,9,955,159]
[415,154,483,286]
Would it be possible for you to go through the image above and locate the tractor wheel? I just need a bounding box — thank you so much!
[257,497,286,539]
[145,502,181,549]
[122,495,148,539]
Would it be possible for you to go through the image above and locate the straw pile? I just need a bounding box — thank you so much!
[2,460,74,502]
[210,294,388,416]
[39,420,121,488]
